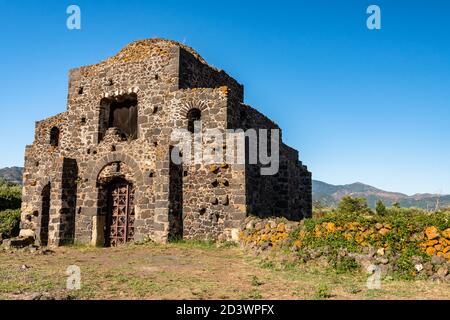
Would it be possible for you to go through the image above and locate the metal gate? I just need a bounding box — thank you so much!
[107,182,135,247]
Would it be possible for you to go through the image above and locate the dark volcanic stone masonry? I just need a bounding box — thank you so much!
[20,38,312,246]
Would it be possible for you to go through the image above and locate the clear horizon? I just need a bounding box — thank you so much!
[0,0,449,195]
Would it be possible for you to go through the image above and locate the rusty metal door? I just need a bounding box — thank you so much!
[106,182,135,247]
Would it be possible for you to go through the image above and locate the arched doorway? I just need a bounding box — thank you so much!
[105,178,135,247]
[40,183,51,246]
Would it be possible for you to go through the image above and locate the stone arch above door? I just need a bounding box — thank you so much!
[97,162,136,185]
[86,152,145,187]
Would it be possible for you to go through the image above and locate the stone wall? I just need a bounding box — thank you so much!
[178,48,244,101]
[239,216,450,282]
[228,102,312,221]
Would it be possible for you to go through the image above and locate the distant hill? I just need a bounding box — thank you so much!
[0,167,23,185]
[313,180,450,210]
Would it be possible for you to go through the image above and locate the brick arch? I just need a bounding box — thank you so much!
[87,152,145,187]
[179,100,210,117]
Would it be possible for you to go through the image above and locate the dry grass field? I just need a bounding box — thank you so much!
[0,242,449,300]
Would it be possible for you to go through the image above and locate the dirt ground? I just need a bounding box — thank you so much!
[0,242,449,300]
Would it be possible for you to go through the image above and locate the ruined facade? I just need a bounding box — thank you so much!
[20,39,312,247]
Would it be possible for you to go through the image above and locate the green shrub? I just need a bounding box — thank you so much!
[312,206,334,219]
[385,206,428,217]
[298,220,360,253]
[0,209,21,238]
[251,275,263,287]
[315,284,332,299]
[376,200,387,216]
[336,196,372,215]
[0,179,22,211]
[330,255,359,274]
[392,244,428,280]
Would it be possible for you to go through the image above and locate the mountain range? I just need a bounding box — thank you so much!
[313,180,450,209]
[0,166,448,209]
[0,167,23,185]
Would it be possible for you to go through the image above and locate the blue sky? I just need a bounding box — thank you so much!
[0,0,449,195]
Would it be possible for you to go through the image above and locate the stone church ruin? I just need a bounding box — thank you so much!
[19,38,312,247]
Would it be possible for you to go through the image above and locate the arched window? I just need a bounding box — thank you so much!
[50,127,60,147]
[187,108,201,133]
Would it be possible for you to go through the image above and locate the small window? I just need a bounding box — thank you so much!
[187,108,201,133]
[50,127,60,147]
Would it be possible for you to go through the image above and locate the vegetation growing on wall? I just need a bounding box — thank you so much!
[240,196,450,281]
[0,209,21,239]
